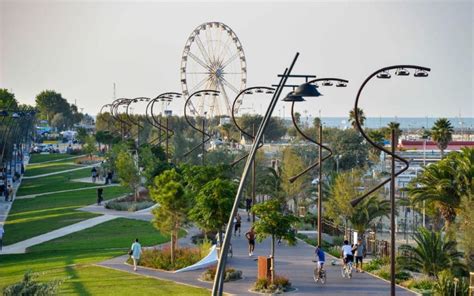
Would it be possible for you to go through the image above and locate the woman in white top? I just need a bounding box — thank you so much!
[130,238,142,271]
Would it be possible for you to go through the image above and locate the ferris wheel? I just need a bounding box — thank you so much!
[181,22,247,117]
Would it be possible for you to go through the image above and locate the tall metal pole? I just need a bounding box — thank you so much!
[317,124,323,246]
[166,116,169,162]
[390,129,396,296]
[212,53,299,296]
[252,123,256,223]
[202,118,205,165]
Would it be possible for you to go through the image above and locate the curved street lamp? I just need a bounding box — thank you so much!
[283,77,348,247]
[111,98,131,140]
[349,65,430,296]
[183,89,220,165]
[146,92,182,161]
[230,86,275,222]
[125,97,150,147]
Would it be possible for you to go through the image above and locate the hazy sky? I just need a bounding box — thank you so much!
[1,0,472,118]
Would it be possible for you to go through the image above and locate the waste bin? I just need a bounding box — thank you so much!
[258,256,271,280]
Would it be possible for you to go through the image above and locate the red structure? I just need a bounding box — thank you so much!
[400,140,474,150]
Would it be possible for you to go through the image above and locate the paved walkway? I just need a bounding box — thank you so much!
[99,209,417,296]
[28,154,85,165]
[22,165,95,179]
[16,184,119,199]
[1,215,117,254]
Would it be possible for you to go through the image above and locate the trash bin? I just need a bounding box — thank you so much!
[257,256,271,280]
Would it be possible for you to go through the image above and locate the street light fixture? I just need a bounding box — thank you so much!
[349,64,431,296]
[183,89,220,165]
[283,77,349,247]
[212,53,300,296]
[230,86,275,223]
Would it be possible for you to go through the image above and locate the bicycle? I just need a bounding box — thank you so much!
[312,262,326,284]
[341,259,353,279]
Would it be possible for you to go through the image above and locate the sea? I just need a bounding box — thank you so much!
[296,117,474,130]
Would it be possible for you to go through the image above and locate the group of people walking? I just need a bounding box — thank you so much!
[91,166,113,184]
[1,182,14,202]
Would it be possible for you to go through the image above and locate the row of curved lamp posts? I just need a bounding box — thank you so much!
[98,53,430,296]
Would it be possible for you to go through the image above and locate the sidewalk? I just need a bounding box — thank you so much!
[22,165,95,179]
[16,184,119,199]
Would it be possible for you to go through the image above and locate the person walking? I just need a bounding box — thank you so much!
[0,226,4,251]
[234,213,242,236]
[91,167,97,183]
[245,227,256,257]
[97,188,104,206]
[354,238,366,272]
[8,185,14,202]
[129,238,142,271]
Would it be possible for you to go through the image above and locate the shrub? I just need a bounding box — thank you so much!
[132,246,202,271]
[253,275,292,293]
[365,257,389,272]
[200,266,242,282]
[433,270,469,296]
[3,270,64,296]
[105,200,154,212]
[332,236,344,247]
[328,246,341,258]
[405,277,435,291]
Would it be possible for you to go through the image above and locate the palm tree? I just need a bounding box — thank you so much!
[349,195,391,235]
[348,107,366,129]
[431,118,454,158]
[386,121,402,147]
[398,227,465,278]
[406,159,460,234]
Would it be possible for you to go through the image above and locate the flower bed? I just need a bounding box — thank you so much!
[253,275,293,294]
[200,266,242,282]
[105,192,154,212]
[130,242,211,271]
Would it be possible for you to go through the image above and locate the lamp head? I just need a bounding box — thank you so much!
[414,69,429,77]
[377,71,391,79]
[282,91,305,102]
[395,68,410,76]
[292,82,322,97]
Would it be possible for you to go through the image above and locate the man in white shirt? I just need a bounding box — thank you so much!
[341,240,354,268]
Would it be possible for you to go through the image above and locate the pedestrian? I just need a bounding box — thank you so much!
[7,185,13,202]
[97,188,104,205]
[129,238,142,271]
[245,197,252,212]
[97,166,103,181]
[245,227,256,257]
[354,238,366,272]
[91,167,97,183]
[234,213,242,236]
[0,226,4,251]
[1,182,6,202]
[105,171,113,185]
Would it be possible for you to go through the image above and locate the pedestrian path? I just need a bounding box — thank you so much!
[22,165,95,179]
[0,178,23,227]
[28,154,86,165]
[99,209,417,296]
[16,184,119,199]
[0,215,117,254]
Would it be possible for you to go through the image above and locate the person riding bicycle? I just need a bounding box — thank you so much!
[314,245,326,281]
[341,240,354,271]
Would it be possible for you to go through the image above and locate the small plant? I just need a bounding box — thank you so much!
[405,277,435,291]
[200,266,242,282]
[3,270,64,296]
[253,275,292,293]
[328,246,341,258]
[433,270,469,296]
[130,245,204,271]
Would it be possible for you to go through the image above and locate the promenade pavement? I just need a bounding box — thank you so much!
[99,209,417,296]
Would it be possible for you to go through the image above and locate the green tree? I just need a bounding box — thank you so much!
[348,195,390,234]
[386,121,402,147]
[76,127,88,144]
[398,227,465,278]
[189,178,237,241]
[326,170,361,231]
[431,118,454,158]
[35,90,71,123]
[82,135,97,159]
[367,129,385,161]
[149,169,190,265]
[0,88,18,109]
[251,199,298,284]
[280,146,308,212]
[116,150,140,201]
[348,107,366,129]
[3,270,63,296]
[51,113,67,131]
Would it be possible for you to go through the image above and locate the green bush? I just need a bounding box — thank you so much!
[200,266,242,282]
[332,236,344,247]
[105,200,154,211]
[433,270,469,296]
[132,246,202,271]
[3,270,64,296]
[405,277,435,291]
[253,275,292,293]
[328,246,341,258]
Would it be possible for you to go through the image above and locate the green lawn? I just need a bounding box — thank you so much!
[3,186,130,245]
[17,167,100,196]
[0,219,205,295]
[24,161,84,177]
[29,153,82,164]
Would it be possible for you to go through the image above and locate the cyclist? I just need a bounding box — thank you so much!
[314,245,326,281]
[341,240,354,275]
